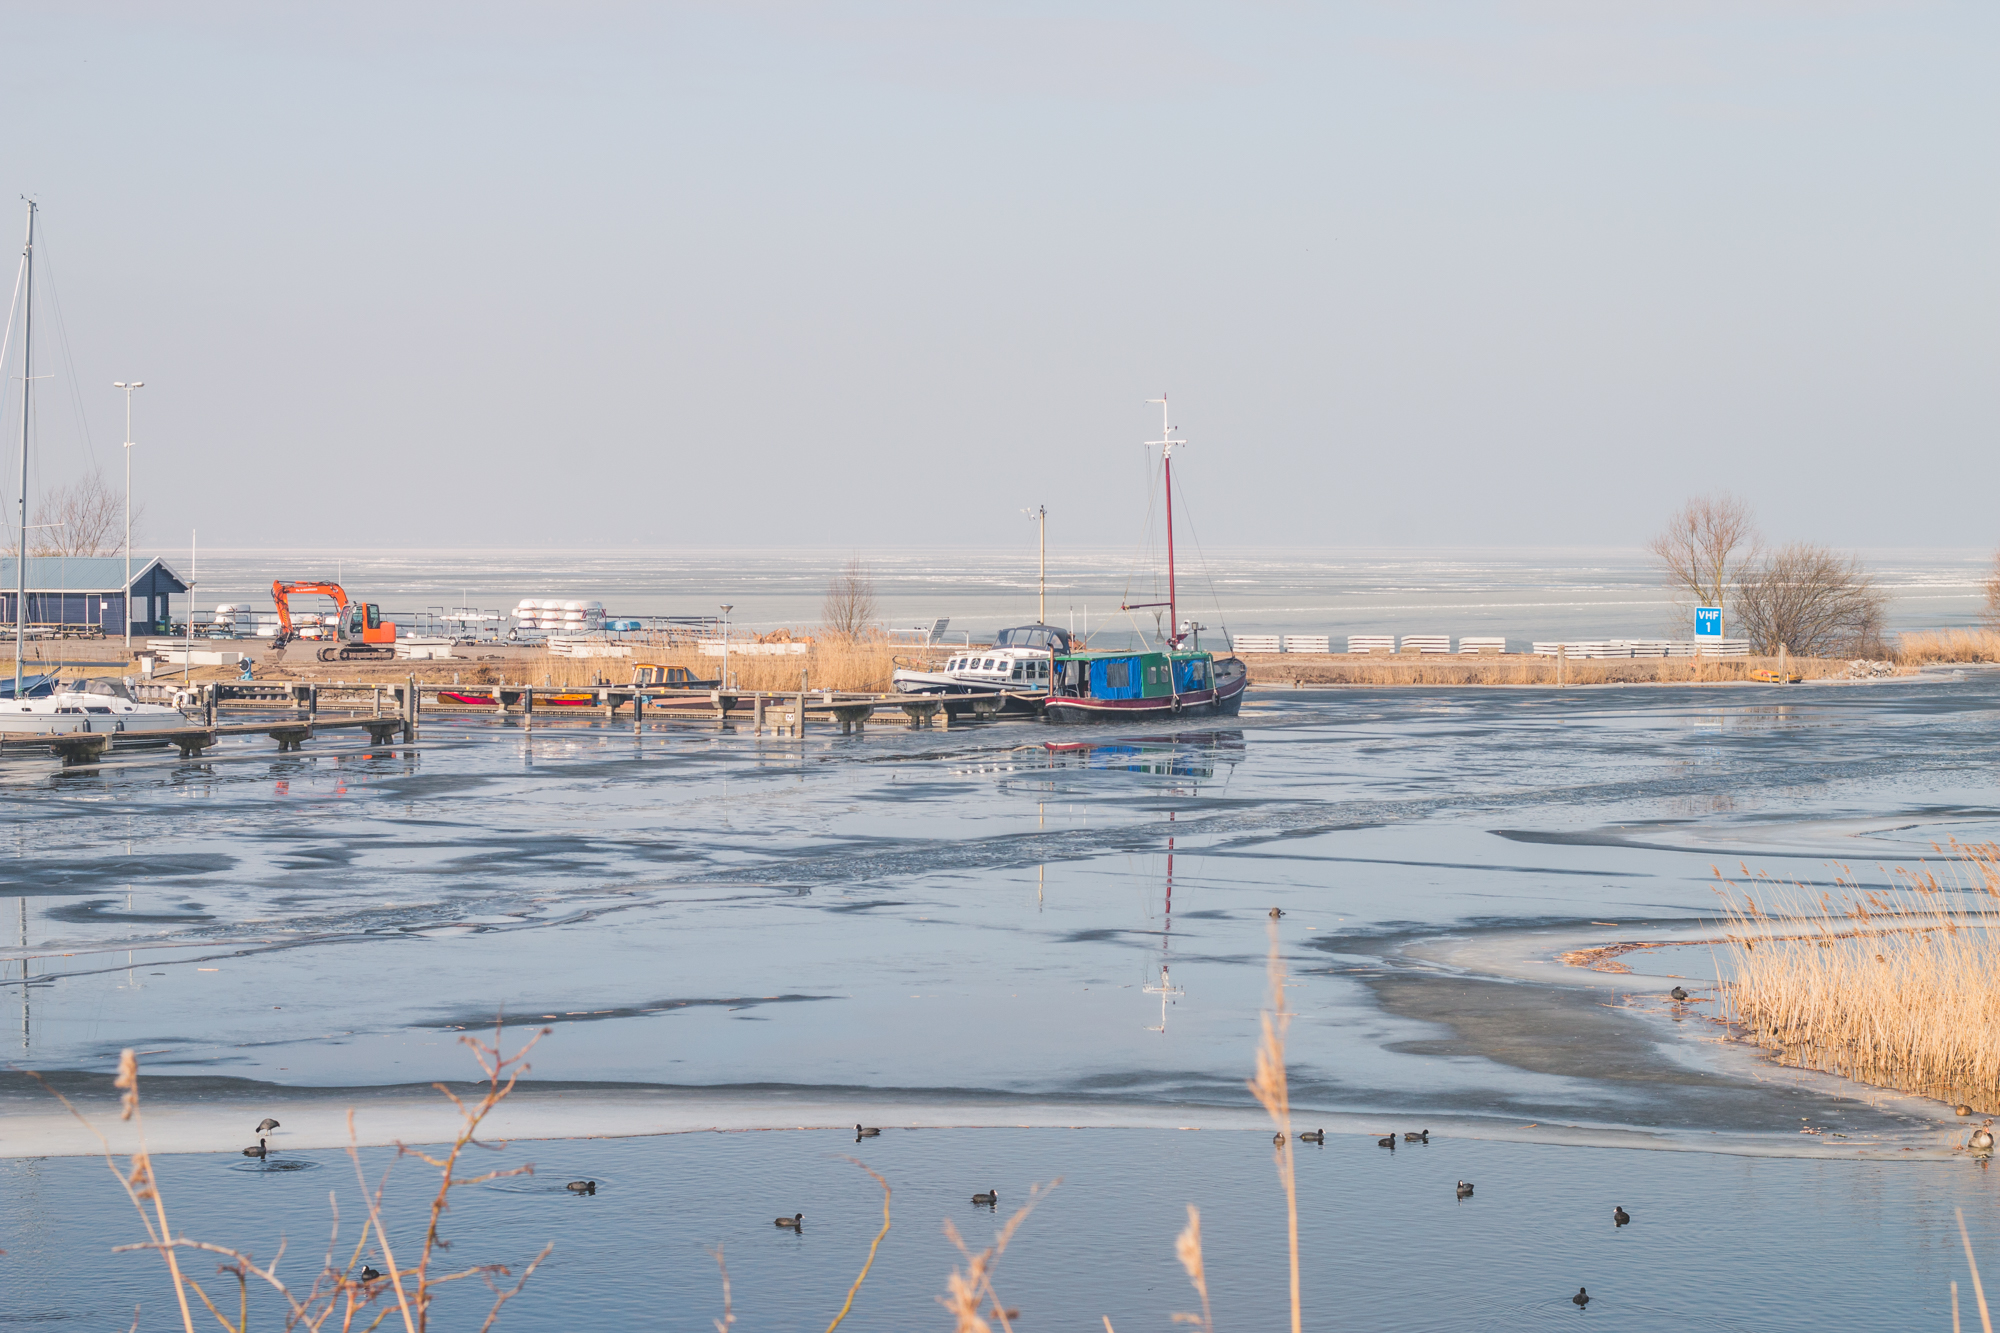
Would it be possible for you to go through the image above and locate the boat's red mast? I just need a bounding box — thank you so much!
[1124,396,1190,648]
[1164,448,1177,647]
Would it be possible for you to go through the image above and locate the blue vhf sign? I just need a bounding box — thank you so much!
[1694,607,1723,638]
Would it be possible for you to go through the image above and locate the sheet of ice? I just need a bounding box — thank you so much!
[5,679,1998,1158]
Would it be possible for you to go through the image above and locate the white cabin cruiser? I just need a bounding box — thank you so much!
[892,623,1073,714]
[0,678,191,737]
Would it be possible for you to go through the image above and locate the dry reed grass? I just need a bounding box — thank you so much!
[1717,842,2000,1107]
[1246,921,1302,1333]
[36,1019,556,1333]
[1240,653,1863,686]
[1897,629,2000,664]
[532,638,924,693]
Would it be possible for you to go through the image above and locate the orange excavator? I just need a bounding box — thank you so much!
[271,581,398,662]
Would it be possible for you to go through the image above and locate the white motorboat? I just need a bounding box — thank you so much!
[0,678,190,737]
[892,623,1073,713]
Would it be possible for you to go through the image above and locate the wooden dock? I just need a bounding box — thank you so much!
[3,677,1043,766]
[2,715,408,767]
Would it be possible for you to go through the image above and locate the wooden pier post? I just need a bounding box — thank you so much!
[795,688,806,738]
[403,673,416,742]
[524,686,534,732]
[633,690,644,735]
[308,684,319,723]
[753,695,767,734]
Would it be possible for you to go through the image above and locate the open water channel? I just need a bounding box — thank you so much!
[3,657,1999,1327]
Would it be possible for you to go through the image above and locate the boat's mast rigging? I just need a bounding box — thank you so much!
[1024,504,1047,624]
[14,200,33,698]
[1123,396,1188,647]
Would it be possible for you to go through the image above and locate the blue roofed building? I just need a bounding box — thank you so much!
[0,556,191,636]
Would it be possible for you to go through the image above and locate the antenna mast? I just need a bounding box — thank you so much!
[14,201,34,698]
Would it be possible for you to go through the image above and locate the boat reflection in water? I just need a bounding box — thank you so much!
[1042,729,1245,781]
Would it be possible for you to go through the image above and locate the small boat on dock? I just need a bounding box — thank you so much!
[1043,399,1246,725]
[891,623,1070,714]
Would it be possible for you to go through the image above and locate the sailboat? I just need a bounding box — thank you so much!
[1,201,187,739]
[1042,399,1247,724]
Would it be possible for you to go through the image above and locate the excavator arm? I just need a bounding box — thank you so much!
[271,581,352,646]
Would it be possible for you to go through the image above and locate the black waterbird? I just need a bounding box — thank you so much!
[1456,1180,1474,1197]
[1299,1130,1324,1144]
[972,1189,998,1205]
[242,1137,268,1159]
[1573,1288,1590,1308]
[1269,907,1283,919]
[1377,1134,1395,1149]
[856,1124,881,1137]
[1403,1130,1429,1143]
[1668,986,1690,1001]
[1273,1132,1286,1146]
[566,1180,597,1194]
[775,1213,802,1229]
[360,1266,381,1281]
[255,1118,280,1133]
[1613,1207,1630,1227]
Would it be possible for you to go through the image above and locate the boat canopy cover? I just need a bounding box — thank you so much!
[0,673,57,699]
[992,624,1072,652]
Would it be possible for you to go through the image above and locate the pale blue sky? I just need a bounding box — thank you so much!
[1,2,1993,551]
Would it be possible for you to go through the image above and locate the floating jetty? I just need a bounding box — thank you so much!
[0,675,1045,766]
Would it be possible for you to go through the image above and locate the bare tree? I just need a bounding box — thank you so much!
[821,556,879,640]
[1734,542,1887,657]
[28,471,137,557]
[1983,550,2000,631]
[1648,493,1759,631]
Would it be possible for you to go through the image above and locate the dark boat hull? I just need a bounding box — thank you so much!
[1041,658,1247,725]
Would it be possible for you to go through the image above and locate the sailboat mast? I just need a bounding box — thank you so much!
[1165,448,1176,646]
[1038,506,1047,624]
[1145,396,1185,648]
[15,201,34,698]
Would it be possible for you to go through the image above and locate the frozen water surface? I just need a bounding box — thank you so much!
[5,677,2000,1319]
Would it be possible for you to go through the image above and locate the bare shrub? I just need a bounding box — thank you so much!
[1648,493,1758,632]
[822,556,879,640]
[1734,542,1887,657]
[31,470,137,556]
[35,1021,554,1332]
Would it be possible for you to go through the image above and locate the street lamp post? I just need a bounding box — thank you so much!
[720,605,733,691]
[113,381,144,647]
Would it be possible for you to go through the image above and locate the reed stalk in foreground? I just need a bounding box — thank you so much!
[1716,842,2000,1106]
[937,1180,1060,1333]
[1245,922,1302,1333]
[823,1158,892,1333]
[35,1018,556,1333]
[1964,1209,1994,1333]
[1172,1204,1214,1333]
